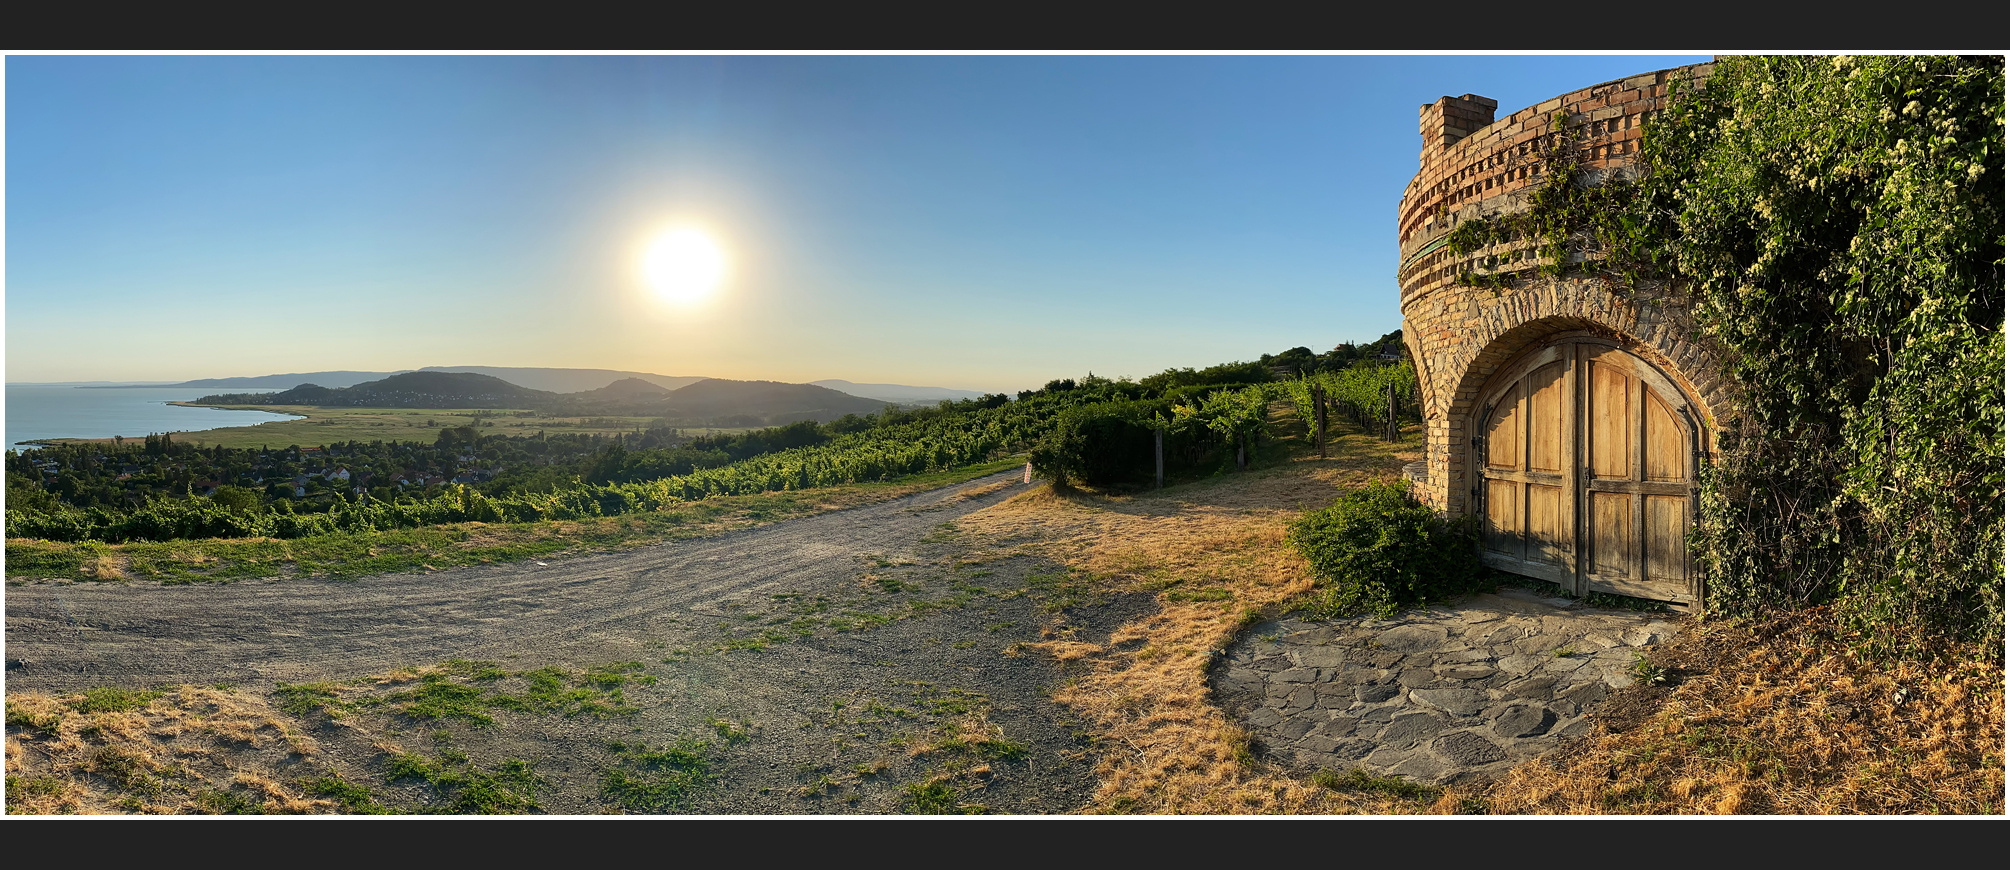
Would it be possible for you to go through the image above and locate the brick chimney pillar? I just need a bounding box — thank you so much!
[1419,94,1499,165]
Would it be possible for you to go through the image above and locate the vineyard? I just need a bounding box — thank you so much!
[5,359,1418,548]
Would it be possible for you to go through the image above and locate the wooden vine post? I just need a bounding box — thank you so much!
[1312,383,1328,459]
[1154,424,1164,490]
[1386,381,1397,442]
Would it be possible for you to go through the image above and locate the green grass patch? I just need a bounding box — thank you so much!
[8,775,67,798]
[384,675,496,727]
[297,661,646,730]
[1310,767,1442,802]
[602,738,714,812]
[193,788,264,814]
[583,662,656,689]
[899,779,983,814]
[488,667,641,718]
[5,702,63,732]
[273,682,347,718]
[1020,570,1099,612]
[827,612,892,633]
[2,540,110,580]
[88,745,165,796]
[385,750,543,814]
[306,776,392,814]
[69,687,162,714]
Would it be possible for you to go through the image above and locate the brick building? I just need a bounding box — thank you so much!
[1396,63,1725,608]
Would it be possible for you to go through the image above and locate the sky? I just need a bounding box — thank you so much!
[3,54,1709,393]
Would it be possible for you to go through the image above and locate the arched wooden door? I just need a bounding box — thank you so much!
[1476,339,1700,607]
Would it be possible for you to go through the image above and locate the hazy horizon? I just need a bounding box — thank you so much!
[6,54,1708,390]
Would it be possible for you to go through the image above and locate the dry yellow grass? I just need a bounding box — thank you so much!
[5,685,345,815]
[957,413,2004,816]
[957,424,1433,813]
[78,554,128,581]
[1459,610,2005,815]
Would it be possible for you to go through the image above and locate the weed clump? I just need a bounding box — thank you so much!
[601,739,712,812]
[69,687,162,714]
[1312,767,1441,803]
[386,751,542,814]
[1288,481,1481,618]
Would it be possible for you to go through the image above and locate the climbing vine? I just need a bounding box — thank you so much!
[1443,110,1650,291]
[1449,56,2005,659]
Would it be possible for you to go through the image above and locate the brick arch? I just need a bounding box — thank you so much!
[1397,63,1734,519]
[1407,281,1732,519]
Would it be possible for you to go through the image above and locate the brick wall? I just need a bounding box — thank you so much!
[1395,63,1732,515]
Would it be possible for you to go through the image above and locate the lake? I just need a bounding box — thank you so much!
[4,385,303,453]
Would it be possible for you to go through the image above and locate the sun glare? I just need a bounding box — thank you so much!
[643,228,727,303]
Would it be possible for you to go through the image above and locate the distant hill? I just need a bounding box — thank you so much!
[420,366,706,394]
[165,371,409,390]
[577,377,675,401]
[200,372,556,409]
[657,379,891,426]
[194,372,893,426]
[160,366,708,393]
[812,379,987,404]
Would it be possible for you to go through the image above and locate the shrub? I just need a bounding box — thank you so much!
[1288,481,1481,617]
[1030,400,1164,488]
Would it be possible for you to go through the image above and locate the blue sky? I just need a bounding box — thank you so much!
[4,54,1708,391]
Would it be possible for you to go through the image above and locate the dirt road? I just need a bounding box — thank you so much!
[8,468,1160,813]
[5,470,1043,692]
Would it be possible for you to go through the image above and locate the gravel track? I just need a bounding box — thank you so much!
[5,469,1031,693]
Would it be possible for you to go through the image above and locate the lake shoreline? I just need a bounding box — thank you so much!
[5,385,303,453]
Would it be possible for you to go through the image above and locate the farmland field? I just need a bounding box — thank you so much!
[155,405,752,449]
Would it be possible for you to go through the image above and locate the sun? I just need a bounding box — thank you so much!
[642,228,727,303]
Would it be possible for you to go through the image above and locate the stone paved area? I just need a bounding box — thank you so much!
[1211,588,1681,785]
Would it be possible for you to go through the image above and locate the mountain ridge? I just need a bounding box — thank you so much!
[812,379,987,404]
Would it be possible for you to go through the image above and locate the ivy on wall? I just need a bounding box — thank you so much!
[1448,56,2005,659]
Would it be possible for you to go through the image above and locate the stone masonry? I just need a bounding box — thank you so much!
[1212,589,1680,785]
[1396,65,1730,519]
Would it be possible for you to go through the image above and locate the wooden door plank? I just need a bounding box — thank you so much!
[1644,494,1687,583]
[1528,361,1565,473]
[1487,382,1522,471]
[1565,347,1582,595]
[1590,490,1632,578]
[1644,392,1685,482]
[1590,361,1630,479]
[1528,483,1567,567]
[1485,478,1522,556]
